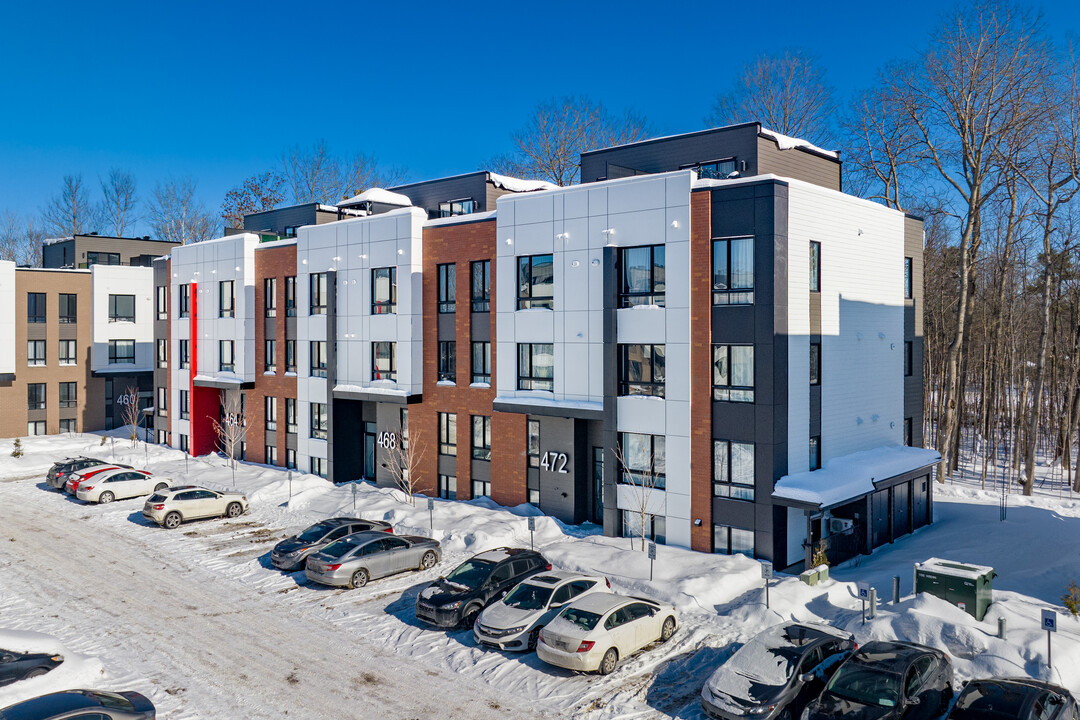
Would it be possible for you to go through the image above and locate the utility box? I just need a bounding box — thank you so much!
[915,558,995,621]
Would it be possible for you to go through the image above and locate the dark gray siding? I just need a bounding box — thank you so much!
[43,236,180,269]
[42,240,76,269]
[756,137,841,191]
[391,173,492,217]
[904,216,925,448]
[243,205,321,235]
[153,258,170,440]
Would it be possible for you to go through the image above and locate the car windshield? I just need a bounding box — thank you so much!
[321,537,363,559]
[148,494,165,503]
[296,523,333,543]
[729,638,802,687]
[952,682,1028,716]
[503,583,554,610]
[559,607,601,632]
[86,691,135,710]
[443,559,495,589]
[826,663,901,708]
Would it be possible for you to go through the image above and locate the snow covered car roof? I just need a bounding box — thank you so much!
[568,592,660,615]
[519,571,597,587]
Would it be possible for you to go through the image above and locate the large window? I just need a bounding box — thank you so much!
[219,281,234,318]
[810,343,821,386]
[156,286,168,320]
[310,273,327,315]
[286,398,298,434]
[264,278,277,317]
[473,478,491,498]
[285,276,297,316]
[156,339,167,369]
[59,293,77,324]
[60,339,77,366]
[265,339,277,372]
[61,419,77,434]
[179,390,189,419]
[438,474,457,500]
[27,340,46,366]
[714,440,755,501]
[219,340,234,372]
[265,396,277,431]
[619,245,665,307]
[109,294,136,322]
[714,524,754,556]
[109,339,135,364]
[27,421,45,436]
[471,260,491,312]
[157,387,168,415]
[310,456,326,478]
[693,158,737,179]
[438,341,456,382]
[372,342,396,381]
[59,382,77,408]
[439,198,475,217]
[618,344,665,397]
[286,340,296,373]
[86,251,119,266]
[310,341,327,378]
[265,445,278,466]
[438,412,457,455]
[437,263,456,313]
[810,241,821,293]
[713,345,754,402]
[371,267,396,314]
[618,432,666,490]
[904,257,913,300]
[517,254,553,309]
[622,510,666,545]
[518,343,553,391]
[179,284,190,318]
[27,293,45,323]
[528,420,540,468]
[286,448,297,470]
[472,415,491,461]
[27,383,46,410]
[472,342,491,384]
[179,340,190,369]
[713,237,754,305]
[310,402,327,440]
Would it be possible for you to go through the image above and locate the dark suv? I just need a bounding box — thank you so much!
[415,548,549,628]
[271,517,393,571]
[46,457,107,490]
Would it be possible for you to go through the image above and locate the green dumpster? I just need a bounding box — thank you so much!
[914,558,995,621]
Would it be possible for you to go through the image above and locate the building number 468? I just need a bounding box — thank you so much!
[377,432,397,450]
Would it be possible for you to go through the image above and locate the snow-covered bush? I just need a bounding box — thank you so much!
[10,438,22,458]
[1065,581,1080,617]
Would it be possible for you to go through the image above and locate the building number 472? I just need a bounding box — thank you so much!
[540,451,569,474]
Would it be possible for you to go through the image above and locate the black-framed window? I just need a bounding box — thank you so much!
[87,251,119,266]
[810,436,821,471]
[284,226,298,238]
[219,340,234,372]
[109,339,135,364]
[517,254,553,309]
[310,402,327,440]
[265,339,277,372]
[59,381,77,408]
[439,198,476,217]
[27,340,46,366]
[109,294,135,323]
[400,408,410,451]
[437,263,456,313]
[265,396,277,431]
[309,341,326,377]
[904,257,913,299]
[713,524,754,556]
[810,342,821,386]
[27,383,46,410]
[714,440,754,500]
[310,456,326,478]
[59,293,77,323]
[265,445,278,466]
[518,343,553,391]
[713,345,754,402]
[619,245,665,307]
[285,276,297,316]
[156,286,168,320]
[621,510,666,545]
[473,478,491,498]
[472,415,491,460]
[690,158,737,179]
[157,386,167,415]
[471,260,491,312]
[810,241,821,293]
[285,448,297,470]
[371,267,396,314]
[904,341,913,377]
[618,432,666,490]
[438,474,457,500]
[179,340,190,369]
[904,418,913,447]
[438,412,456,455]
[372,341,396,381]
[713,237,754,305]
[179,284,190,318]
[619,344,665,397]
[286,398,298,434]
[60,339,77,366]
[472,342,491,384]
[179,390,190,419]
[310,272,327,315]
[27,293,45,323]
[528,420,540,468]
[178,433,189,451]
[156,339,167,369]
[264,278,277,317]
[438,341,456,382]
[219,281,234,318]
[286,339,296,373]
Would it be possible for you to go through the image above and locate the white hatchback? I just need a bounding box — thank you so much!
[75,469,170,504]
[537,592,677,674]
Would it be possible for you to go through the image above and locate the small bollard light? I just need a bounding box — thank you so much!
[893,576,901,604]
[868,588,877,619]
[998,617,1007,639]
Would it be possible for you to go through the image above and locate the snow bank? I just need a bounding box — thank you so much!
[0,629,106,708]
[759,128,839,159]
[338,188,412,207]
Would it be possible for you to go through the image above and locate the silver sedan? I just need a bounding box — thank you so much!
[304,531,440,589]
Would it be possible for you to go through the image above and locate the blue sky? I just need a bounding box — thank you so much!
[1,0,1077,235]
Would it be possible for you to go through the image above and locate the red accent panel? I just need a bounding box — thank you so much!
[188,282,217,456]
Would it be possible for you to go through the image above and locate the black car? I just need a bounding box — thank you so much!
[415,547,550,628]
[0,690,155,719]
[271,517,393,571]
[700,622,855,720]
[0,648,64,687]
[804,641,953,720]
[947,678,1079,720]
[45,457,107,490]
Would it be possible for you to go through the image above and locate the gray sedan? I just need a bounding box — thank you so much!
[305,531,440,589]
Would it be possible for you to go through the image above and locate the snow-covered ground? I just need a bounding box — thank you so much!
[1,430,1078,718]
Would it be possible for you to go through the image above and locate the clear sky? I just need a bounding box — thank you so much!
[1,0,1077,235]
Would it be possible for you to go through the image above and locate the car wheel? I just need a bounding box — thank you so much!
[660,616,676,642]
[461,603,482,629]
[23,668,48,679]
[349,569,369,589]
[163,511,182,529]
[419,551,437,570]
[98,491,114,504]
[528,627,541,651]
[598,647,618,675]
[154,482,167,491]
[777,708,792,720]
[226,502,243,518]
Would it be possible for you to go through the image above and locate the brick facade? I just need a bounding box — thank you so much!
[689,191,713,552]
[249,244,297,466]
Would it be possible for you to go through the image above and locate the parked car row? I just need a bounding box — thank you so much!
[0,689,155,719]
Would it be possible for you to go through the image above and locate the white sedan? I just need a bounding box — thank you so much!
[474,571,608,651]
[75,468,170,504]
[537,592,677,674]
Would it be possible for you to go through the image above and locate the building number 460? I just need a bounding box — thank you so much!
[540,451,569,474]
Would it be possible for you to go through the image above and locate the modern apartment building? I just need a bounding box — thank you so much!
[150,123,935,568]
[0,262,155,438]
[42,233,181,269]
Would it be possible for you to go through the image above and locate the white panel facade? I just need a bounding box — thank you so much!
[90,265,155,373]
[0,262,15,375]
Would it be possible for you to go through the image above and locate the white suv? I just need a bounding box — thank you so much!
[142,486,249,529]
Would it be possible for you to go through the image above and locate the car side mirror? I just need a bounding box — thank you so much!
[550,602,564,609]
[799,673,814,683]
[906,696,920,706]
[1,654,14,663]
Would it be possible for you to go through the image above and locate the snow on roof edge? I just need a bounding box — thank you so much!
[338,188,412,208]
[758,128,839,160]
[774,445,941,508]
[487,172,558,193]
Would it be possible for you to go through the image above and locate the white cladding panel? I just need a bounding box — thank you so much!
[90,265,155,373]
[0,262,15,374]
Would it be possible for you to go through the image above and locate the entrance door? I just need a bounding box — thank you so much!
[893,482,910,538]
[871,490,890,547]
[912,475,929,528]
[363,421,376,481]
[592,447,604,524]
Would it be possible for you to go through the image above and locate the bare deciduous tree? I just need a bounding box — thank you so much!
[148,178,217,245]
[119,386,142,446]
[0,211,45,266]
[99,169,138,237]
[220,171,286,230]
[211,391,247,485]
[42,174,97,238]
[613,445,660,552]
[706,49,835,144]
[382,425,427,505]
[841,82,923,211]
[280,140,408,205]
